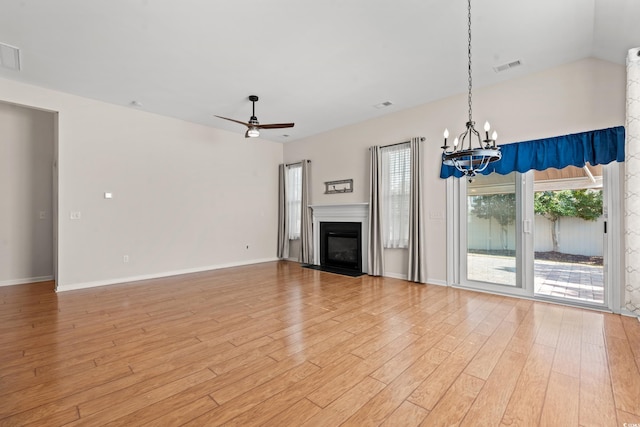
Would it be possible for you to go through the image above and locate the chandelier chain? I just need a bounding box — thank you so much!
[467,0,473,123]
[441,0,500,180]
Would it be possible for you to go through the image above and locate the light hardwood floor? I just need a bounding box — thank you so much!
[1,261,639,426]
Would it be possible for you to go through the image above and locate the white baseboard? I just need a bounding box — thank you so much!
[426,278,448,287]
[384,272,408,280]
[381,272,447,287]
[0,275,54,287]
[619,308,640,318]
[55,258,278,293]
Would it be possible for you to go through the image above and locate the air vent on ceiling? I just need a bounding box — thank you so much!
[493,60,521,73]
[374,101,394,109]
[0,43,21,71]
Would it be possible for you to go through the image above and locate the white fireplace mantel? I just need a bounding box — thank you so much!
[309,203,369,273]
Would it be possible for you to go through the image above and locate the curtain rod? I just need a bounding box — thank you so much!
[285,159,311,166]
[369,137,426,150]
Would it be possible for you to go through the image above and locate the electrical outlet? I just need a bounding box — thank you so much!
[123,255,129,263]
[39,211,46,219]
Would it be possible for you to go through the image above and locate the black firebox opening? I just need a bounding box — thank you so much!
[320,222,362,272]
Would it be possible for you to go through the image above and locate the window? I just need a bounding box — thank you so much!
[287,164,302,239]
[381,143,410,248]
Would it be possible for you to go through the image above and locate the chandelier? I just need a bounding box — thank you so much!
[442,0,501,179]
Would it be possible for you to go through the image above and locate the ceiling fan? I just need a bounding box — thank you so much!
[215,95,294,138]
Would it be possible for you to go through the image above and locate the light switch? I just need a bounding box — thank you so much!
[104,192,113,199]
[70,211,81,220]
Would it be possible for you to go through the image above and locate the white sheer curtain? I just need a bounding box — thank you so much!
[381,143,410,248]
[625,47,640,316]
[277,164,289,259]
[286,164,302,240]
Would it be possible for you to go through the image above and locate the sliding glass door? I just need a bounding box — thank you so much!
[465,172,519,287]
[453,165,612,308]
[457,172,531,298]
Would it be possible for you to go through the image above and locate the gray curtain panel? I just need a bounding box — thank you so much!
[299,160,313,264]
[408,137,427,283]
[368,146,385,276]
[277,164,289,259]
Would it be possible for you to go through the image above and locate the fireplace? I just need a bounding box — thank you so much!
[320,222,362,272]
[310,203,369,274]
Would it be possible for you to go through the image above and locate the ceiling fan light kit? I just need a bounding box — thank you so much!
[215,95,294,138]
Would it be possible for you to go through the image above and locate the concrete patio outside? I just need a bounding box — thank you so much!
[467,253,604,304]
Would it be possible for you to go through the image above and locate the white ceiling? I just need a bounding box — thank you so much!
[0,0,638,142]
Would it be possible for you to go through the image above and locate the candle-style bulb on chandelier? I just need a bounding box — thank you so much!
[441,0,501,179]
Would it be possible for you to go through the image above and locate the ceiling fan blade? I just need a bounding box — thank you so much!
[214,115,250,127]
[257,123,295,129]
[216,97,293,135]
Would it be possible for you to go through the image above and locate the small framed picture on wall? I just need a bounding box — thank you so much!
[325,179,353,194]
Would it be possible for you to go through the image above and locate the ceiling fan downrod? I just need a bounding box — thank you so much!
[249,95,259,123]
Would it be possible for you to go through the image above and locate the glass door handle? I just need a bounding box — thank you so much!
[523,219,532,234]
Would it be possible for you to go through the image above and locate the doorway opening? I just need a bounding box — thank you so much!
[0,101,58,289]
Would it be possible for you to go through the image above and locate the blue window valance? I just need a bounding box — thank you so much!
[440,126,625,179]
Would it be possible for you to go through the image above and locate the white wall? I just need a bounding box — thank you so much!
[0,77,283,290]
[283,58,625,283]
[0,102,55,285]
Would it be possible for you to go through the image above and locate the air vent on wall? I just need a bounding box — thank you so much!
[0,43,21,71]
[493,60,521,73]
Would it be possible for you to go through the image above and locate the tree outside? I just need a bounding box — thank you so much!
[470,193,516,250]
[534,189,603,252]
